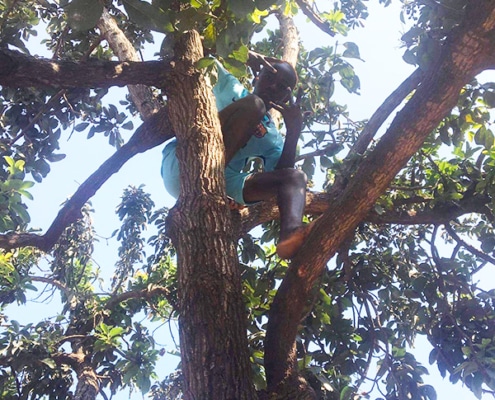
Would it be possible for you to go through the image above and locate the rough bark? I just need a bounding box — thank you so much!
[54,351,99,400]
[74,364,100,400]
[264,0,495,393]
[97,8,161,119]
[0,48,170,88]
[164,31,257,400]
[277,12,299,67]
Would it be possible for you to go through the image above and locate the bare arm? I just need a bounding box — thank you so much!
[272,88,304,169]
[247,50,278,75]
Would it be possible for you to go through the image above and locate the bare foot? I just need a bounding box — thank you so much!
[276,223,314,260]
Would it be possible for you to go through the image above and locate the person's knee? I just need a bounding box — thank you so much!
[280,168,307,189]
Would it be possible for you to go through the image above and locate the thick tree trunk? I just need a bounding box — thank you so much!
[165,31,257,400]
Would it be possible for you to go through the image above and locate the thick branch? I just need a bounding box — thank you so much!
[0,107,173,251]
[276,11,299,67]
[165,30,257,400]
[332,68,423,191]
[0,48,171,89]
[239,191,492,233]
[351,68,423,157]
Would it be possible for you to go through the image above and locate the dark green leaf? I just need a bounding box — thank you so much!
[123,0,173,33]
[65,0,103,31]
[342,42,361,60]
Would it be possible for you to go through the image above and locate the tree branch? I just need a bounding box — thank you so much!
[0,107,173,251]
[264,0,495,390]
[294,0,335,37]
[332,67,423,192]
[0,48,171,89]
[444,223,495,265]
[104,285,170,310]
[97,8,161,119]
[295,143,342,162]
[237,190,492,238]
[30,276,70,296]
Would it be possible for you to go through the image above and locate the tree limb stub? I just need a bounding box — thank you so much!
[264,0,495,391]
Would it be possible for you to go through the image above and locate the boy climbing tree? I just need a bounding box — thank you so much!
[161,51,313,259]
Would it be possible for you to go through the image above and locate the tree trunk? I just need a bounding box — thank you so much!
[165,31,257,400]
[73,353,99,400]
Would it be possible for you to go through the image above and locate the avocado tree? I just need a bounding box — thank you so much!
[1,0,495,399]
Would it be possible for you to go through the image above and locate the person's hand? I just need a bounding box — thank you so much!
[270,87,307,138]
[247,50,278,76]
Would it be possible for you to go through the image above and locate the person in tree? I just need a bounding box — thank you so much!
[161,52,312,259]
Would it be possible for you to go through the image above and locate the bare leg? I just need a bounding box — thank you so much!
[219,94,266,163]
[243,168,307,240]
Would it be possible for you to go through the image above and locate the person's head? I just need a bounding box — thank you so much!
[253,61,298,108]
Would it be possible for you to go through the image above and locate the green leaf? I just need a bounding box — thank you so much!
[190,0,206,8]
[123,0,174,33]
[474,126,494,149]
[402,48,417,65]
[11,202,30,223]
[4,156,14,168]
[428,348,438,364]
[136,372,151,393]
[65,0,103,31]
[342,42,361,60]
[203,23,217,48]
[45,153,67,162]
[421,384,437,400]
[195,57,215,70]
[74,122,89,132]
[249,8,269,23]
[340,385,353,400]
[41,358,57,369]
[229,0,255,16]
[121,121,134,130]
[231,44,249,63]
[109,326,125,338]
[483,90,495,107]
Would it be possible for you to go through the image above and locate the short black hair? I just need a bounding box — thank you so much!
[272,61,298,88]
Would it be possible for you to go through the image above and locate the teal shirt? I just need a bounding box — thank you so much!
[161,61,284,203]
[212,60,284,174]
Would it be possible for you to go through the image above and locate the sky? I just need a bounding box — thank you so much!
[4,0,494,399]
